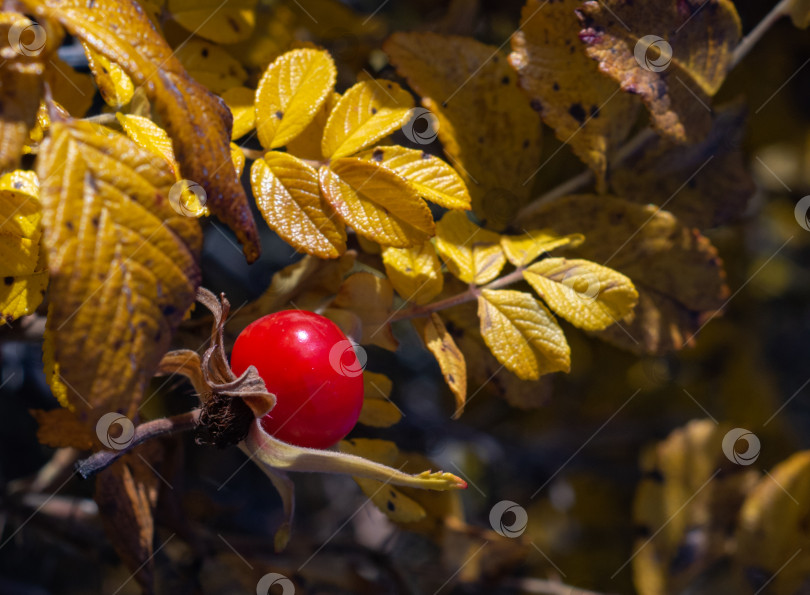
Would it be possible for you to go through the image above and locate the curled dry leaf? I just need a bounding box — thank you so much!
[576,0,741,143]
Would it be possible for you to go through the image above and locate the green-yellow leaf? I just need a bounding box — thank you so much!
[116,113,177,174]
[381,242,443,306]
[523,258,638,331]
[167,0,257,44]
[355,145,471,210]
[419,313,467,418]
[221,86,256,140]
[319,158,434,248]
[435,210,505,285]
[477,289,570,381]
[255,49,337,150]
[37,119,201,417]
[251,151,346,259]
[500,229,584,267]
[321,79,414,159]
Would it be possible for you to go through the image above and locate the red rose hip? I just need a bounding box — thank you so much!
[231,310,365,449]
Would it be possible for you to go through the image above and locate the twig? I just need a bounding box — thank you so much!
[731,0,793,68]
[75,410,201,479]
[504,577,613,595]
[391,267,527,322]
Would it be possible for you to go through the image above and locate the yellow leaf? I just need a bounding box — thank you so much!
[523,258,638,332]
[320,158,434,248]
[790,0,810,28]
[175,39,247,94]
[332,272,397,351]
[358,371,401,428]
[435,210,505,285]
[0,169,46,323]
[30,408,96,449]
[420,313,467,417]
[167,0,257,44]
[509,0,639,187]
[222,3,296,71]
[37,119,201,418]
[381,242,443,306]
[321,79,414,159]
[500,229,584,267]
[23,0,260,261]
[477,289,570,381]
[355,145,471,210]
[286,91,339,161]
[0,271,47,324]
[0,13,47,172]
[577,0,741,142]
[116,113,178,173]
[255,48,337,150]
[384,32,542,228]
[82,42,134,108]
[523,194,729,354]
[251,152,346,259]
[736,451,810,595]
[221,86,255,140]
[230,143,245,178]
[632,420,759,595]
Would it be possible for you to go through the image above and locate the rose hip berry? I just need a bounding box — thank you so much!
[231,310,365,449]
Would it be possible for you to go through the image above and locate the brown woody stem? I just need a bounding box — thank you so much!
[75,410,201,479]
[391,267,527,322]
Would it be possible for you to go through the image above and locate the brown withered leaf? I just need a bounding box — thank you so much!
[525,195,729,354]
[509,0,640,188]
[612,104,754,228]
[21,0,261,261]
[385,32,542,229]
[95,444,164,593]
[577,0,741,143]
[30,407,97,450]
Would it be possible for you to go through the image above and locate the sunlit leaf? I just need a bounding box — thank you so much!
[37,119,201,417]
[381,242,443,306]
[477,289,570,381]
[523,258,638,331]
[419,313,467,417]
[287,91,338,161]
[221,86,255,140]
[355,145,471,210]
[435,210,505,285]
[321,79,414,159]
[22,0,261,261]
[319,158,434,248]
[251,151,346,258]
[255,48,337,150]
[500,229,584,267]
[83,42,134,108]
[358,371,401,428]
